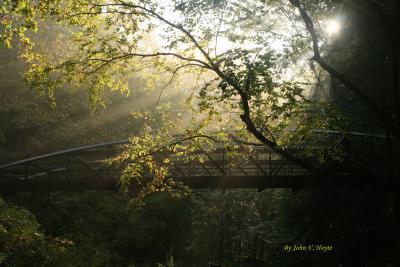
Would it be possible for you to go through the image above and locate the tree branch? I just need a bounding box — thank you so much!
[153,63,205,110]
[289,0,399,139]
[116,1,219,69]
[91,52,212,69]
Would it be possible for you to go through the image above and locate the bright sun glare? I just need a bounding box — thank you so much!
[326,20,340,35]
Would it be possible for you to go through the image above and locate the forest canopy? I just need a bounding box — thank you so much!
[1,0,399,188]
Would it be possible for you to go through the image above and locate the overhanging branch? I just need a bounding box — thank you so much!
[289,0,399,139]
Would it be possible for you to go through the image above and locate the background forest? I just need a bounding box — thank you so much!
[1,0,400,266]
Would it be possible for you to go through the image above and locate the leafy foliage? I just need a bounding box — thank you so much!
[0,197,74,266]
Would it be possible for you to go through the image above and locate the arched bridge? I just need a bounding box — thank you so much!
[0,131,394,192]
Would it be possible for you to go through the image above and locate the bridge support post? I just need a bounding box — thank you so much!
[24,163,29,180]
[66,156,70,179]
[268,152,272,176]
[188,158,191,177]
[222,150,225,175]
